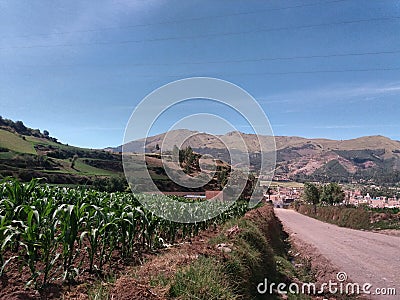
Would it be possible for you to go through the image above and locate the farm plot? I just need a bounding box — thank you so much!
[0,178,249,293]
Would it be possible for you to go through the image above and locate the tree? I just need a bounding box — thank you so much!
[43,130,49,137]
[172,145,179,160]
[321,183,344,205]
[217,169,228,188]
[176,146,199,174]
[179,146,194,164]
[14,120,27,134]
[303,182,320,214]
[70,154,78,169]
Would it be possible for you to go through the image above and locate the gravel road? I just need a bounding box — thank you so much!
[275,208,400,300]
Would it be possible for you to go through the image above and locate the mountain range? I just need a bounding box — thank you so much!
[1,115,400,185]
[107,130,400,184]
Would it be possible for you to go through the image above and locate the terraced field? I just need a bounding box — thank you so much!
[0,130,36,154]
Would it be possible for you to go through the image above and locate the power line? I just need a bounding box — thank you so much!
[0,0,348,39]
[229,67,400,76]
[137,66,400,79]
[6,49,400,68]
[11,66,400,78]
[142,67,400,78]
[183,49,400,65]
[2,15,399,50]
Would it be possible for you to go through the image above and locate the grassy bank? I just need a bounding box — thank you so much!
[297,204,400,230]
[153,205,310,300]
[89,204,361,300]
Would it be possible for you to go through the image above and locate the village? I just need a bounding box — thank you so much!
[264,183,400,209]
[344,190,400,208]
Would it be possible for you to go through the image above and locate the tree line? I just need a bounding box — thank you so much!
[302,182,345,213]
[0,116,57,143]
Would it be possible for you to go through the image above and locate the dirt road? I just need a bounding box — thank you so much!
[275,208,400,300]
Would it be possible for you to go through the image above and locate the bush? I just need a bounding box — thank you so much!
[169,256,236,300]
[298,204,371,229]
[225,219,277,299]
[169,205,284,300]
[92,176,128,192]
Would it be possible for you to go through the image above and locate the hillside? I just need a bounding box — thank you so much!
[109,129,400,184]
[0,118,123,185]
[3,115,400,185]
[274,135,400,183]
[0,119,230,191]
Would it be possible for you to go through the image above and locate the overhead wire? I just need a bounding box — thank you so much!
[6,49,400,68]
[1,15,400,50]
[0,0,350,39]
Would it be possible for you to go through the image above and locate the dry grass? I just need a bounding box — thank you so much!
[0,129,36,154]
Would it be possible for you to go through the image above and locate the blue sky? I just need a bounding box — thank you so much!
[1,0,400,148]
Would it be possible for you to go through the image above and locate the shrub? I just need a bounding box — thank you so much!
[169,256,236,300]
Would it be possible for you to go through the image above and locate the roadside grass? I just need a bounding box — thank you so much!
[169,256,237,300]
[298,205,370,229]
[371,218,400,230]
[223,219,277,298]
[297,204,400,230]
[0,129,36,154]
[163,207,318,300]
[165,207,283,300]
[275,255,314,284]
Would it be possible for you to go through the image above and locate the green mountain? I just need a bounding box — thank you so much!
[0,117,122,184]
[0,118,229,191]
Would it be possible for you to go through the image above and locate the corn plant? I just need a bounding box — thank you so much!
[97,217,118,272]
[116,206,143,260]
[80,204,103,273]
[0,178,252,291]
[18,206,42,287]
[34,198,61,287]
[15,199,61,288]
[57,201,88,281]
[0,216,17,277]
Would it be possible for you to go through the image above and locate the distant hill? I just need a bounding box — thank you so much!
[108,129,400,184]
[0,117,123,184]
[2,115,399,185]
[0,118,229,191]
[272,135,400,183]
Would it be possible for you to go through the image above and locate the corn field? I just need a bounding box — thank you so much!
[0,178,249,289]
